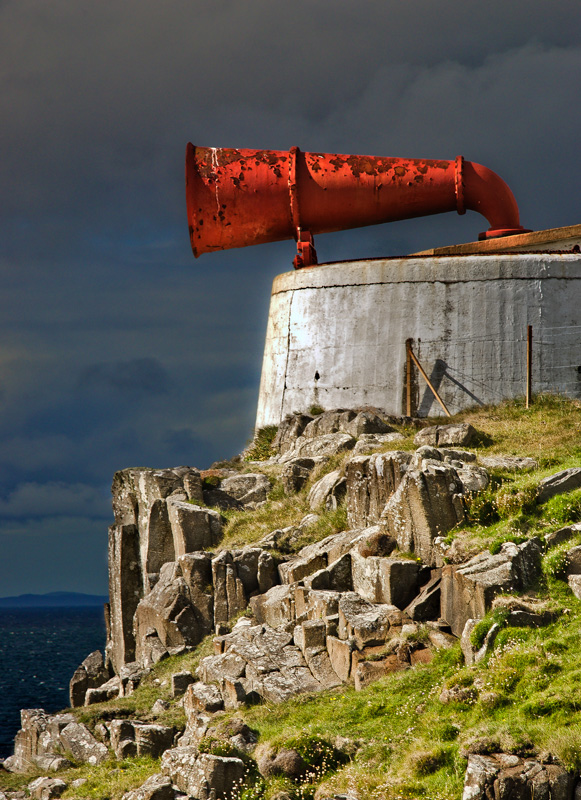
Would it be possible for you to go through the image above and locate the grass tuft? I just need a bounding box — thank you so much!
[245,426,279,462]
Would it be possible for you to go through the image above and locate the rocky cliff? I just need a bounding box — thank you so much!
[3,401,581,800]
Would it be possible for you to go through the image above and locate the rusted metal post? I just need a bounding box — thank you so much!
[407,343,452,418]
[406,339,412,417]
[526,325,533,408]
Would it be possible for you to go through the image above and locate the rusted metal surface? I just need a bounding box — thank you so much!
[185,144,529,267]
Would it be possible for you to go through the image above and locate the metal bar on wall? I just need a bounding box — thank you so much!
[407,341,452,417]
[406,339,413,417]
[526,325,533,408]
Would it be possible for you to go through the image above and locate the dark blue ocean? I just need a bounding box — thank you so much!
[0,608,106,758]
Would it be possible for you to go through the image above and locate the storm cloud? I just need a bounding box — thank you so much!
[0,0,580,595]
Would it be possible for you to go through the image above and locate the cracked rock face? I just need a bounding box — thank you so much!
[197,623,330,705]
[345,451,411,529]
[285,432,357,461]
[441,539,542,637]
[382,460,466,566]
[69,650,109,708]
[351,551,420,609]
[134,558,215,667]
[3,712,107,773]
[107,467,219,673]
[161,747,246,799]
[272,414,313,455]
[111,467,205,586]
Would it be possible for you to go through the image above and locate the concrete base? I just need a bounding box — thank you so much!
[255,253,581,427]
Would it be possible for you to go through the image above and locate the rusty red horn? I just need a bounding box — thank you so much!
[186,144,529,268]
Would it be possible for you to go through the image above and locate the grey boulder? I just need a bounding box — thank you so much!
[122,773,176,800]
[221,473,271,506]
[281,458,317,495]
[462,753,572,800]
[382,460,466,566]
[272,414,313,455]
[286,433,356,460]
[538,467,581,504]
[414,423,477,447]
[161,746,245,799]
[307,470,346,511]
[27,778,67,800]
[59,721,108,765]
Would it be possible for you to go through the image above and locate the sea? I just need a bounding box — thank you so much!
[0,607,106,758]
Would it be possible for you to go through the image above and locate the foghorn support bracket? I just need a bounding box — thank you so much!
[289,146,318,268]
[293,230,318,269]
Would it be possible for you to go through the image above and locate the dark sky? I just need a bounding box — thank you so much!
[0,0,580,596]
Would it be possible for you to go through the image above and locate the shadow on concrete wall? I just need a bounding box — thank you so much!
[418,359,485,417]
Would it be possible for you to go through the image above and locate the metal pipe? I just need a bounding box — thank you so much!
[185,144,530,266]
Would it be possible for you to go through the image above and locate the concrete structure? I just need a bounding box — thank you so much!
[256,233,581,426]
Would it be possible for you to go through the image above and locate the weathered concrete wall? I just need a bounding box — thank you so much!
[256,254,581,427]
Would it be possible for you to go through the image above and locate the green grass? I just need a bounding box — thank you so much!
[61,756,161,800]
[218,493,309,550]
[460,394,581,465]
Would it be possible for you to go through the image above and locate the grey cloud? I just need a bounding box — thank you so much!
[0,482,109,519]
[78,357,170,395]
[0,435,79,474]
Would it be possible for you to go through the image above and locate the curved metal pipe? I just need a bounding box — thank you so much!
[459,158,526,239]
[185,144,529,265]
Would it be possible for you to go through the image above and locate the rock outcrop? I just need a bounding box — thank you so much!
[3,711,107,773]
[121,773,176,800]
[107,466,284,672]
[133,557,214,667]
[99,432,511,687]
[537,467,581,504]
[69,650,109,708]
[107,466,222,673]
[414,422,477,448]
[27,777,67,800]
[308,470,346,511]
[345,451,411,529]
[462,753,572,800]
